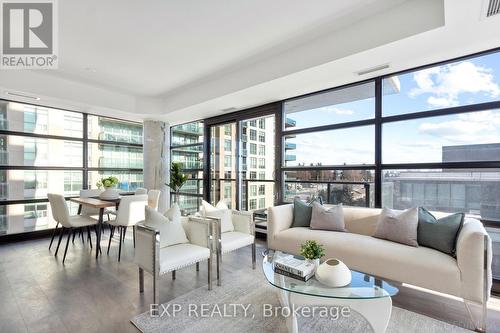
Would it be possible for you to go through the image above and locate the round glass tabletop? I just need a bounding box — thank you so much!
[263,250,399,299]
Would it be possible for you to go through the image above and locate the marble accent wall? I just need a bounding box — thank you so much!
[143,120,170,212]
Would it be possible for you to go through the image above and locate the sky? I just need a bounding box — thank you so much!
[285,51,500,166]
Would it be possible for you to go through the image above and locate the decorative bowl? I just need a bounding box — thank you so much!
[99,187,119,200]
[315,258,352,287]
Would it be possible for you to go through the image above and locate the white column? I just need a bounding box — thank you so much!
[143,120,170,212]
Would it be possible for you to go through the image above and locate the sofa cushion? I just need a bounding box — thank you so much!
[374,207,419,247]
[310,202,345,232]
[291,198,320,228]
[272,227,462,298]
[418,207,464,257]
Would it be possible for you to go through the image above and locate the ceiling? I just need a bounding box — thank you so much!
[0,0,499,123]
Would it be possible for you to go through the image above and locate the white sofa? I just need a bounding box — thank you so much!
[268,204,492,328]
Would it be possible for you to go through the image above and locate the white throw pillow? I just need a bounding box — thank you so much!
[145,206,188,248]
[310,202,346,232]
[201,200,234,233]
[164,203,181,224]
[374,207,418,247]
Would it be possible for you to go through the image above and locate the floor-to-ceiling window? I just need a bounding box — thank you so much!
[282,81,377,207]
[279,49,500,282]
[203,105,278,211]
[170,121,204,214]
[0,100,143,236]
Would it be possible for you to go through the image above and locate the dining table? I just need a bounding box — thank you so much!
[70,193,132,259]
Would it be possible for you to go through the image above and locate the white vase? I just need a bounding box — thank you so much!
[315,258,352,287]
[307,258,320,271]
[99,186,119,200]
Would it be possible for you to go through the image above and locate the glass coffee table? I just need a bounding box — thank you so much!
[263,250,398,333]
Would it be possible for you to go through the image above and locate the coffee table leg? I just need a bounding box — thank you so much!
[287,293,392,333]
[278,288,298,333]
[96,208,104,259]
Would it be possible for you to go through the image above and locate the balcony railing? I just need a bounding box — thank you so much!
[284,180,371,208]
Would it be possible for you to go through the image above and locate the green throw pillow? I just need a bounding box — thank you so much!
[291,198,320,228]
[417,207,464,257]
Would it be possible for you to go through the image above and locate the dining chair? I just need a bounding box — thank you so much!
[135,188,147,195]
[106,194,148,261]
[147,190,161,210]
[48,193,99,264]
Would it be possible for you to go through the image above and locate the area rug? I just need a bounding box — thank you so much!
[131,267,471,333]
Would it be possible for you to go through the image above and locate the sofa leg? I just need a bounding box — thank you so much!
[464,301,487,333]
[172,270,176,280]
[139,268,144,293]
[252,242,256,269]
[196,262,199,271]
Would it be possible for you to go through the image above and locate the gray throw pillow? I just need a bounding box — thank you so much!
[291,198,320,228]
[418,207,464,257]
[310,202,346,232]
[374,207,419,247]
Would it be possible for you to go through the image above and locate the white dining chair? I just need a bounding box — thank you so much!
[106,194,148,261]
[147,190,161,210]
[135,188,147,195]
[48,193,99,264]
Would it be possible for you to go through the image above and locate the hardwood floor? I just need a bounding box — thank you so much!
[0,230,499,333]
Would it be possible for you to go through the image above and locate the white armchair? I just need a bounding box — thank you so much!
[208,210,256,286]
[135,216,215,304]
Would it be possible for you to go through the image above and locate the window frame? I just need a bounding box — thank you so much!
[0,98,143,238]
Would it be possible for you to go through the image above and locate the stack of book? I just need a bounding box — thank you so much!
[273,255,315,281]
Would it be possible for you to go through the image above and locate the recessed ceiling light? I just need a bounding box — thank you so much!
[84,67,97,73]
[6,91,40,100]
[221,107,237,112]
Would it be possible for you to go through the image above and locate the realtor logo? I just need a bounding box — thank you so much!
[1,0,58,69]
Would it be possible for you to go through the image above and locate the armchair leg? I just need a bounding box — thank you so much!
[139,268,144,293]
[208,258,212,291]
[133,226,136,248]
[216,237,222,286]
[252,242,256,269]
[196,262,199,271]
[172,270,176,280]
[153,272,159,305]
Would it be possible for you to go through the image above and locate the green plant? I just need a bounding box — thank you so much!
[97,176,119,189]
[166,162,188,199]
[300,240,325,260]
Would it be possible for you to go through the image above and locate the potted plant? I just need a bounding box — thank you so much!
[97,176,120,200]
[166,162,188,204]
[300,240,325,269]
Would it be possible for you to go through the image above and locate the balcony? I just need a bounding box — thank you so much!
[285,117,296,128]
[285,142,296,150]
[284,154,296,161]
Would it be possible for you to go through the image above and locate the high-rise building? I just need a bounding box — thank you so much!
[0,101,143,235]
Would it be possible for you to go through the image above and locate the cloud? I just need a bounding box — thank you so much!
[418,110,500,143]
[321,106,354,115]
[409,61,500,107]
